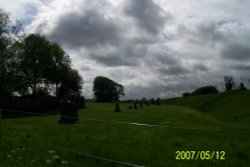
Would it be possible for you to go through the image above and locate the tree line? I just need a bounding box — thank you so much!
[183,76,248,97]
[0,10,83,97]
[93,76,124,102]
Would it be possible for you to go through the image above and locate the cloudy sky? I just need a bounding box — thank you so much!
[1,0,250,99]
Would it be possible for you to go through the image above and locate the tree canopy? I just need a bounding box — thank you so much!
[93,76,124,102]
[191,86,219,96]
[57,69,83,97]
[183,85,219,97]
[0,9,83,97]
[0,9,18,96]
[11,34,52,95]
[11,34,83,96]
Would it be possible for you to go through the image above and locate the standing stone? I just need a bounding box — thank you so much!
[133,100,137,109]
[115,101,121,112]
[139,101,143,108]
[59,92,79,124]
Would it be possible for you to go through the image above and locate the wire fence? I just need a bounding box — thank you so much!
[1,108,250,135]
[2,134,143,167]
[1,107,250,167]
[3,134,84,167]
[0,108,145,167]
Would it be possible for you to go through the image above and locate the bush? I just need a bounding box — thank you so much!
[191,86,219,96]
[238,82,247,90]
[182,92,190,97]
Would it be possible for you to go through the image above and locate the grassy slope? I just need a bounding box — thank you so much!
[164,90,250,124]
[0,93,250,167]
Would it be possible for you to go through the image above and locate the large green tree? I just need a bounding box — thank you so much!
[12,34,53,95]
[1,9,83,97]
[0,9,21,96]
[46,42,71,96]
[93,76,124,102]
[1,9,10,96]
[12,34,83,96]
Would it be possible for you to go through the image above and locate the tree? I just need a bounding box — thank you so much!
[1,9,12,96]
[1,10,83,97]
[238,82,247,90]
[182,92,190,97]
[224,76,234,91]
[0,9,22,96]
[191,86,219,96]
[11,34,83,96]
[93,76,125,102]
[0,9,10,51]
[46,42,71,96]
[113,84,125,101]
[12,34,53,95]
[57,69,83,97]
[34,85,50,96]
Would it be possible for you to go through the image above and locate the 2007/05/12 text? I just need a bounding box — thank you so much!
[176,151,225,160]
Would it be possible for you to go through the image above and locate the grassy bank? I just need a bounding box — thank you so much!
[0,91,250,166]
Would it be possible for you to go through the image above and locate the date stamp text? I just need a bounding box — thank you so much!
[175,151,225,160]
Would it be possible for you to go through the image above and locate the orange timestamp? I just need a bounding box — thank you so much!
[175,151,225,160]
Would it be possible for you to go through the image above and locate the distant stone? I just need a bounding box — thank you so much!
[59,92,79,124]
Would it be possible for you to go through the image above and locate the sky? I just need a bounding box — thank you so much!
[1,0,250,99]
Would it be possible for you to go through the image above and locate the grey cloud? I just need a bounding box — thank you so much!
[80,64,92,71]
[177,22,225,46]
[48,10,121,48]
[123,43,148,58]
[156,54,180,65]
[158,65,190,76]
[197,22,224,44]
[90,53,138,67]
[124,0,171,35]
[143,45,182,67]
[124,84,171,99]
[124,81,198,99]
[233,65,250,71]
[36,22,48,34]
[221,43,250,61]
[193,64,209,72]
[230,64,250,81]
[143,47,189,76]
[39,0,50,6]
[124,85,164,99]
[20,3,39,25]
[216,19,242,28]
[87,42,148,67]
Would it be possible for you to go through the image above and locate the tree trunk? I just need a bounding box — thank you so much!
[55,83,59,97]
[32,84,37,96]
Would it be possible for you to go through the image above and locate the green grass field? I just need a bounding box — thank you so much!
[0,90,250,167]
